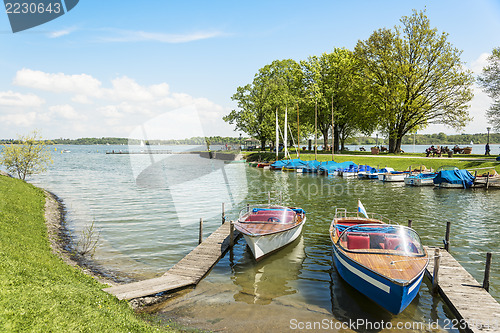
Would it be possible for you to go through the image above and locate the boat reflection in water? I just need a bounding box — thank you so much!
[231,236,305,305]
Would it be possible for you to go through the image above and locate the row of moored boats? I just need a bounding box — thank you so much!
[249,158,496,189]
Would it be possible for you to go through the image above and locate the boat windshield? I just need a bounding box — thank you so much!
[239,206,300,224]
[337,224,425,256]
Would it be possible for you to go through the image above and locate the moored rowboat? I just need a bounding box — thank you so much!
[234,205,306,261]
[329,208,428,314]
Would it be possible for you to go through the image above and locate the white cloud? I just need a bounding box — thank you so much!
[13,69,102,97]
[0,91,45,107]
[470,53,490,75]
[48,27,77,38]
[3,68,234,139]
[48,104,85,120]
[0,112,37,127]
[101,30,225,43]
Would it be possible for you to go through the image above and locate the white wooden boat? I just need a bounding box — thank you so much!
[233,205,306,261]
[404,173,437,186]
[378,170,408,182]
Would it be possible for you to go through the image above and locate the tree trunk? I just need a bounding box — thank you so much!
[322,128,329,152]
[388,137,396,153]
[334,124,340,153]
[260,139,266,151]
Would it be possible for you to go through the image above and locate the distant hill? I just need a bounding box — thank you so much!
[0,136,245,146]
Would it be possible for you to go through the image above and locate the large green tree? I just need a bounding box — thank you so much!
[224,59,304,149]
[478,47,500,130]
[355,10,474,153]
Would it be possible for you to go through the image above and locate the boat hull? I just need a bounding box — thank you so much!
[332,245,425,314]
[378,173,407,182]
[433,182,465,188]
[404,177,435,186]
[242,217,306,261]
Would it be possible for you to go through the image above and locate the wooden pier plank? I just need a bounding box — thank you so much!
[425,246,500,333]
[104,221,240,300]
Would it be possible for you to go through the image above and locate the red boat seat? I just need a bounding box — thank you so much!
[347,233,370,250]
[385,235,401,250]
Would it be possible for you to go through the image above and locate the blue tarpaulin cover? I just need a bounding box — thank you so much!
[270,160,288,168]
[303,160,321,172]
[284,159,308,169]
[433,169,474,188]
[318,161,357,174]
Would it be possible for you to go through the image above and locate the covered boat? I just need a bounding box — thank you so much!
[234,205,306,261]
[302,160,321,173]
[433,169,475,188]
[318,161,357,176]
[329,208,428,314]
[282,159,308,172]
[378,169,408,182]
[270,160,288,170]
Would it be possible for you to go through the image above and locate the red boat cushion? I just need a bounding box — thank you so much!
[347,233,370,250]
[385,235,401,250]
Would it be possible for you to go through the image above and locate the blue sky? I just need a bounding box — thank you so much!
[1,0,500,139]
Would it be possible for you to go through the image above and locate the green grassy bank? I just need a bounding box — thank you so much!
[245,152,500,173]
[0,175,172,332]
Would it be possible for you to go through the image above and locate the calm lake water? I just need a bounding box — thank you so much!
[10,144,500,332]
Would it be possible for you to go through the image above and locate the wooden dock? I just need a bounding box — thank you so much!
[425,246,500,333]
[104,221,239,300]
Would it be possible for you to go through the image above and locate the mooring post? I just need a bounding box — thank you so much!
[433,248,441,294]
[229,220,234,248]
[268,191,271,205]
[408,219,413,228]
[483,252,492,292]
[486,172,490,190]
[444,222,451,251]
[222,203,225,225]
[199,218,203,244]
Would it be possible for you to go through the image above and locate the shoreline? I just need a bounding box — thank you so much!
[41,183,181,309]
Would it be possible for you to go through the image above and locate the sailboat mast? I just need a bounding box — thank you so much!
[284,106,288,159]
[297,102,300,159]
[314,100,317,160]
[275,108,279,161]
[331,95,334,161]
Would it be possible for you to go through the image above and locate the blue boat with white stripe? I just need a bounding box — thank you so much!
[329,207,429,314]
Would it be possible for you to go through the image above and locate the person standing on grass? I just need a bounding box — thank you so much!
[485,143,491,156]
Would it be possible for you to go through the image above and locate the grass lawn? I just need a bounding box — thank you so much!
[245,151,500,174]
[0,175,174,332]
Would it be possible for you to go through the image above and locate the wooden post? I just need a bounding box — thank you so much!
[432,248,441,294]
[247,203,250,212]
[268,191,271,205]
[229,220,234,248]
[222,203,225,225]
[199,218,203,244]
[483,252,492,292]
[486,172,490,190]
[408,219,412,228]
[444,222,451,251]
[409,165,412,176]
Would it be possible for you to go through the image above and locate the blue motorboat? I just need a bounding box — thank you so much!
[330,208,428,314]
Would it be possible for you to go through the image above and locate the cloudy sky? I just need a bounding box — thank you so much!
[1,0,499,139]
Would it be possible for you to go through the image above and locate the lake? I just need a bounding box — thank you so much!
[12,144,500,332]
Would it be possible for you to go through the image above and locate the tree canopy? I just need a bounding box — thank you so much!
[354,10,474,152]
[224,10,474,154]
[478,47,500,130]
